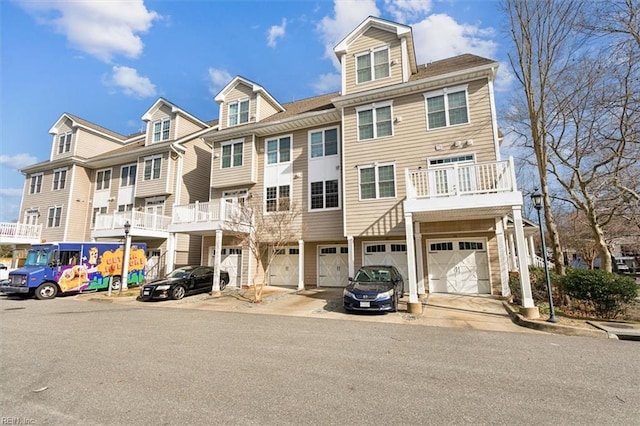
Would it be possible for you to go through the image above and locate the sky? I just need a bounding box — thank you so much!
[0,0,514,223]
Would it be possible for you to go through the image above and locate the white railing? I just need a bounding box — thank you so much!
[94,211,171,232]
[406,158,516,199]
[0,222,42,240]
[172,200,245,224]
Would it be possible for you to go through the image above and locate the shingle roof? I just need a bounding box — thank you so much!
[259,92,340,123]
[410,54,496,82]
[65,113,128,141]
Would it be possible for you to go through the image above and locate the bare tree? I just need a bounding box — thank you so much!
[227,196,302,303]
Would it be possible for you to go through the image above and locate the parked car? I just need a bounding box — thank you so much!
[138,266,229,301]
[343,265,404,312]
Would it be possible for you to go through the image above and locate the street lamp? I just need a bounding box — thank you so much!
[118,221,131,296]
[530,191,557,323]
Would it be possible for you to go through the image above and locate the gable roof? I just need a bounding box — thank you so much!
[49,113,128,142]
[141,97,208,127]
[214,76,285,113]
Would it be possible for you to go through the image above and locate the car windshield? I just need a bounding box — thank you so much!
[166,267,193,279]
[354,267,392,282]
[24,248,51,266]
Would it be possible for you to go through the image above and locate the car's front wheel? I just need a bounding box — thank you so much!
[35,283,58,300]
[171,285,186,300]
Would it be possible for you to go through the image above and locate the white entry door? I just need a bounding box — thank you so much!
[427,239,490,294]
[269,247,299,286]
[209,246,242,288]
[363,242,408,292]
[318,246,348,287]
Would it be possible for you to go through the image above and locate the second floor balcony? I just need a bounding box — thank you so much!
[404,158,523,221]
[0,222,42,245]
[92,210,172,239]
[170,200,251,235]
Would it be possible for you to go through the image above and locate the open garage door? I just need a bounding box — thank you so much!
[427,239,490,294]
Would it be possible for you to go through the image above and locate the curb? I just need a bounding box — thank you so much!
[502,301,616,339]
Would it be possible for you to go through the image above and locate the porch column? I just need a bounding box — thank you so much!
[404,212,422,314]
[414,222,425,296]
[212,229,223,293]
[495,217,510,297]
[508,232,517,271]
[297,239,304,290]
[512,206,539,318]
[165,233,176,274]
[347,236,355,279]
[528,235,537,266]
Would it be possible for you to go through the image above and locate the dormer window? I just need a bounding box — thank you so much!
[356,47,390,84]
[228,99,249,126]
[153,119,170,142]
[58,132,72,153]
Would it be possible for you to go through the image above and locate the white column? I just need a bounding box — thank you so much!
[513,207,535,308]
[495,217,510,296]
[165,233,176,274]
[121,232,131,292]
[212,229,223,292]
[414,222,425,295]
[528,235,537,266]
[508,232,517,271]
[297,239,304,290]
[347,236,355,278]
[404,212,419,305]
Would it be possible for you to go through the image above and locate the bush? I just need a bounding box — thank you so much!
[559,269,638,319]
[508,267,561,305]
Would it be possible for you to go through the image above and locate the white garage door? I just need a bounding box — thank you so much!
[427,239,490,294]
[269,247,299,286]
[209,247,242,288]
[363,242,408,292]
[318,246,348,287]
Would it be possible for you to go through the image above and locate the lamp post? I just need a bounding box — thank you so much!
[530,191,557,323]
[118,221,131,296]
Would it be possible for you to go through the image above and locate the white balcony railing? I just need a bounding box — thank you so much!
[0,222,42,240]
[406,158,516,199]
[172,200,244,224]
[94,211,171,232]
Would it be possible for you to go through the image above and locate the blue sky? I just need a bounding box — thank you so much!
[0,0,512,223]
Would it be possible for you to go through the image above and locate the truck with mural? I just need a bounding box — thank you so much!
[0,242,147,300]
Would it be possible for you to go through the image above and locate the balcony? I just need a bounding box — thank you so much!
[92,210,171,239]
[170,200,251,235]
[404,158,523,222]
[0,222,42,245]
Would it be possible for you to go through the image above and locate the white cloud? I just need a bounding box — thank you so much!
[0,154,39,170]
[103,66,156,98]
[208,68,233,96]
[0,188,24,197]
[411,14,498,63]
[267,18,287,48]
[494,61,515,92]
[19,0,160,62]
[311,72,342,94]
[317,0,380,69]
[383,0,432,23]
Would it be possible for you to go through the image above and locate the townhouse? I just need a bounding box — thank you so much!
[3,17,537,312]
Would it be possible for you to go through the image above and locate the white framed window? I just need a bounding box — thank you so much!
[221,140,243,168]
[310,179,339,210]
[92,206,107,227]
[47,206,62,228]
[96,169,111,191]
[117,204,133,212]
[52,168,67,191]
[266,135,291,165]
[228,99,250,126]
[356,102,393,140]
[143,156,162,180]
[120,164,137,186]
[358,163,396,200]
[29,173,43,194]
[266,185,290,212]
[57,132,72,154]
[424,85,469,129]
[428,154,476,195]
[153,119,171,142]
[356,46,390,84]
[309,127,338,158]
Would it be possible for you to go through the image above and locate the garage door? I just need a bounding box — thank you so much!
[269,247,299,286]
[427,240,490,294]
[209,247,242,288]
[363,242,408,291]
[318,246,348,287]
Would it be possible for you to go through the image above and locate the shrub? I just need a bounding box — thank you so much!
[559,269,638,319]
[508,267,562,305]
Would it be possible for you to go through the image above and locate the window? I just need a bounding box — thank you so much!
[266,185,290,212]
[92,206,107,227]
[52,169,67,191]
[310,180,339,210]
[29,174,43,194]
[57,132,72,154]
[424,86,469,129]
[153,119,170,142]
[366,244,386,253]
[117,204,133,212]
[359,164,395,199]
[266,136,291,164]
[228,99,250,126]
[143,157,162,180]
[459,241,484,250]
[96,169,111,190]
[121,164,137,186]
[356,47,390,84]
[221,141,243,168]
[310,128,338,158]
[430,242,454,251]
[47,206,62,228]
[357,104,392,140]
